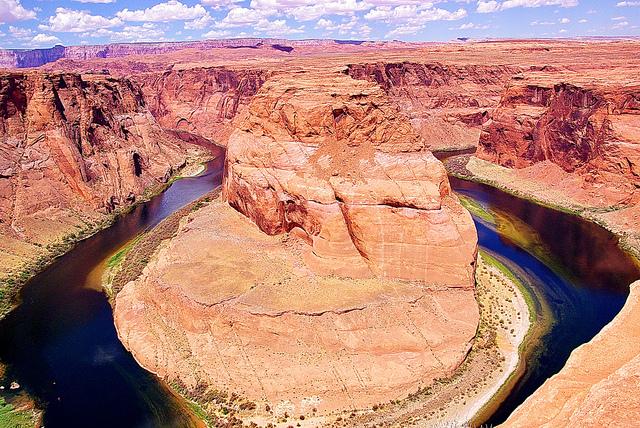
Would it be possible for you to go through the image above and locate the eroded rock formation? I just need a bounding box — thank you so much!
[115,201,479,417]
[347,63,516,151]
[115,68,479,420]
[225,70,477,285]
[477,71,640,193]
[135,67,269,145]
[0,71,189,272]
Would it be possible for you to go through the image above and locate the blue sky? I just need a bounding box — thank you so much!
[0,0,638,49]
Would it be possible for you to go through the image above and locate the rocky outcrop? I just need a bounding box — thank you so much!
[114,68,479,422]
[225,70,477,285]
[502,281,640,427]
[477,72,640,193]
[0,71,189,270]
[0,45,66,69]
[135,67,269,145]
[346,63,516,151]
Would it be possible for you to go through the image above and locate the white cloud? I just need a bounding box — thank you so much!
[81,23,169,42]
[0,0,36,24]
[559,17,569,23]
[530,20,555,25]
[477,0,578,13]
[452,22,490,30]
[578,18,587,23]
[31,33,62,45]
[476,1,500,12]
[612,20,629,29]
[315,16,360,34]
[365,4,467,25]
[184,14,214,29]
[43,8,122,32]
[8,25,32,39]
[117,1,209,22]
[250,0,370,21]
[385,23,423,38]
[612,16,627,20]
[202,29,232,38]
[201,0,243,9]
[501,0,578,9]
[215,7,274,28]
[254,18,304,36]
[616,1,640,6]
[74,0,116,3]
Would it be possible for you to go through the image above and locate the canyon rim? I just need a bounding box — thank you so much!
[0,18,639,428]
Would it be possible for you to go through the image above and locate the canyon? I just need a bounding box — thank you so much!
[0,39,639,427]
[0,70,205,315]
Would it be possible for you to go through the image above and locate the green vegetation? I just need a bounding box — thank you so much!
[480,251,537,324]
[107,235,142,270]
[471,250,553,426]
[0,396,38,428]
[458,195,495,224]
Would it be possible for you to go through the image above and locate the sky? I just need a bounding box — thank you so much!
[0,0,638,49]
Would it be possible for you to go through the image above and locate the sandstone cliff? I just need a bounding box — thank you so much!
[0,39,397,69]
[467,67,640,426]
[477,71,640,195]
[0,71,189,280]
[346,62,516,151]
[225,70,477,285]
[135,67,269,145]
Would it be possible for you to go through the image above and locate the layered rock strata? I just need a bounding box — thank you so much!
[467,68,640,427]
[115,200,479,417]
[115,69,479,420]
[225,70,477,285]
[135,67,269,145]
[477,71,640,196]
[0,71,189,276]
[346,63,516,151]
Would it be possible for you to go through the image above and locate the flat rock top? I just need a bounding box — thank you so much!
[154,201,436,315]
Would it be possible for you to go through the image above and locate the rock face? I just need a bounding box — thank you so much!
[0,45,66,69]
[346,63,516,151]
[0,71,187,268]
[502,281,640,428]
[135,67,269,145]
[477,71,640,192]
[114,67,479,421]
[224,70,477,285]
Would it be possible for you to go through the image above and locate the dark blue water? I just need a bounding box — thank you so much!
[0,147,225,428]
[450,177,640,425]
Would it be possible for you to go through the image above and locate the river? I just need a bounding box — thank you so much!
[0,147,224,428]
[0,147,638,427]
